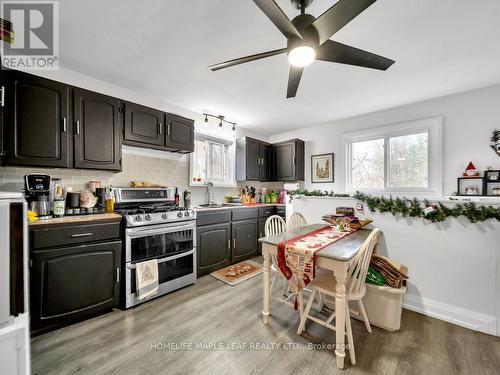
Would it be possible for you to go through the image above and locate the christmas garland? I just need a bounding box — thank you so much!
[289,189,350,197]
[353,192,500,223]
[288,189,500,223]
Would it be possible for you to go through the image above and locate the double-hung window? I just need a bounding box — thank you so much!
[343,117,442,196]
[190,133,236,187]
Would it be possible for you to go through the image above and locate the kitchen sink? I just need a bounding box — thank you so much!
[198,203,225,208]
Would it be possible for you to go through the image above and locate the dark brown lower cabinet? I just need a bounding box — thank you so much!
[232,219,258,263]
[30,241,121,334]
[197,223,231,277]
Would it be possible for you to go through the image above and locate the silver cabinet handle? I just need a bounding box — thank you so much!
[63,117,67,132]
[167,123,171,136]
[0,86,4,107]
[159,122,162,134]
[228,239,230,249]
[233,238,236,248]
[76,120,81,135]
[116,267,120,283]
[71,232,93,238]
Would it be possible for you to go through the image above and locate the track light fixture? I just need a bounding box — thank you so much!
[202,113,237,132]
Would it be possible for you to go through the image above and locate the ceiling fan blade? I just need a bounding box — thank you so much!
[253,0,302,39]
[286,66,303,98]
[209,48,287,71]
[316,40,394,70]
[311,0,377,45]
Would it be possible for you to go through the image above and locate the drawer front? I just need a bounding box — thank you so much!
[276,206,286,217]
[232,208,258,221]
[31,221,121,249]
[258,206,276,218]
[196,210,231,226]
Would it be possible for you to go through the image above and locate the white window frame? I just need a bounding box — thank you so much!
[189,131,236,188]
[343,117,443,197]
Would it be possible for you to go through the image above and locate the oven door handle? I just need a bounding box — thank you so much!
[127,223,195,238]
[126,249,195,270]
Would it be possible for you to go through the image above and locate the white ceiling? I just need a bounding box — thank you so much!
[59,0,500,135]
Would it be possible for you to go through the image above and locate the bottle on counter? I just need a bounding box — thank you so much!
[105,187,115,213]
[52,185,65,218]
[174,187,180,206]
[183,189,191,209]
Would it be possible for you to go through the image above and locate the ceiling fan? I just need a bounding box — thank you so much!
[208,0,395,98]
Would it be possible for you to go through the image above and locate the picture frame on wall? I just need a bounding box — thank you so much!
[311,153,334,183]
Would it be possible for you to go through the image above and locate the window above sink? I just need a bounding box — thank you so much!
[189,132,236,188]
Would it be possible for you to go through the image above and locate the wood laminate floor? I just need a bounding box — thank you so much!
[32,270,500,375]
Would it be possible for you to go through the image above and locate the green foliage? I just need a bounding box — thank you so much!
[352,191,500,223]
[289,189,350,197]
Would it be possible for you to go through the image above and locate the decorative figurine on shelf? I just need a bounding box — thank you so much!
[465,185,479,195]
[463,162,480,177]
[490,130,500,156]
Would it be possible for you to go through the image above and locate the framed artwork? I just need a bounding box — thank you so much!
[311,153,334,183]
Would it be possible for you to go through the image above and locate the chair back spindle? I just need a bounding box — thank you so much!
[288,212,307,231]
[347,229,381,296]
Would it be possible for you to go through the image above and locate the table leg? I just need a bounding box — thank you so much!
[333,262,349,369]
[262,244,271,324]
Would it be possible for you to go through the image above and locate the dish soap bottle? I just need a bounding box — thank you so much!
[105,187,115,213]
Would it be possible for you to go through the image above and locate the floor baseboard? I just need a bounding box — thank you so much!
[403,294,497,336]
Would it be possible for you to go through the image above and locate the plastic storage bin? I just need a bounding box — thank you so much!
[350,283,406,331]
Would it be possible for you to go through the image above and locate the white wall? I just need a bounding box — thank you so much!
[270,84,500,196]
[290,197,500,336]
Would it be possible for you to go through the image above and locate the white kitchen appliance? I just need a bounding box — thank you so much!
[0,192,30,375]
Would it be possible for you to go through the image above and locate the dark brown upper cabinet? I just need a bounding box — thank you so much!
[73,89,121,171]
[123,102,164,148]
[3,71,71,168]
[272,139,305,181]
[236,137,272,181]
[165,114,194,153]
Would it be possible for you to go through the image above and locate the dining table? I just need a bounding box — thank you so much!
[258,224,373,370]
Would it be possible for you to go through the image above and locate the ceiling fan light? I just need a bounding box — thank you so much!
[288,46,315,67]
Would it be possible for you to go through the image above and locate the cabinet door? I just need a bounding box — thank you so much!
[197,223,231,276]
[123,102,164,148]
[30,241,121,332]
[231,219,258,263]
[273,141,296,181]
[246,138,261,181]
[4,72,71,168]
[259,143,272,181]
[165,114,194,153]
[73,89,121,171]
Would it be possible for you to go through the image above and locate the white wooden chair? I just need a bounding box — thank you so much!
[297,228,381,365]
[264,215,289,298]
[287,212,307,231]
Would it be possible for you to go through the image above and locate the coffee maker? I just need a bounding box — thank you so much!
[25,173,52,219]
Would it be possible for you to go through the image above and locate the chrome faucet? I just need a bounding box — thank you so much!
[203,182,214,205]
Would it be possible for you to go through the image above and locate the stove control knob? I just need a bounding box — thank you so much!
[162,213,168,219]
[177,211,183,218]
[184,211,190,217]
[145,214,152,221]
[135,215,142,221]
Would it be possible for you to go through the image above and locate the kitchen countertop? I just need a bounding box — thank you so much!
[258,223,372,261]
[29,213,122,226]
[193,203,285,212]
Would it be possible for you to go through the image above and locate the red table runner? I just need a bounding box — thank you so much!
[277,225,357,304]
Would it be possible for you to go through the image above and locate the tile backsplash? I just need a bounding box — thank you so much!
[0,151,284,206]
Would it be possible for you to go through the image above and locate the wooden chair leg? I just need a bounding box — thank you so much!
[315,291,324,311]
[297,289,316,334]
[358,299,372,333]
[345,304,356,365]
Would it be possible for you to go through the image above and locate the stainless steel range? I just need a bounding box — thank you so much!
[112,188,197,309]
